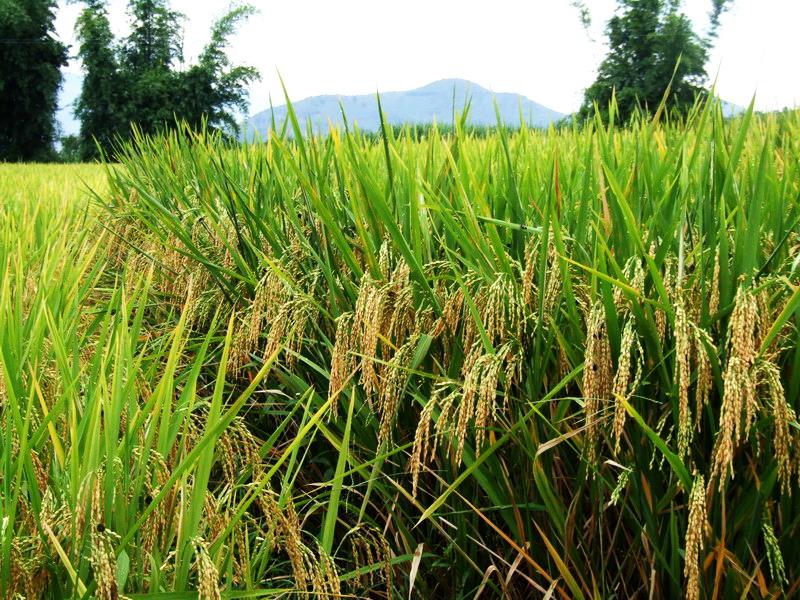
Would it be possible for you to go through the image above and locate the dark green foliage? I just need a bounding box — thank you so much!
[0,0,67,161]
[75,0,122,159]
[581,0,729,123]
[57,133,81,161]
[709,0,731,34]
[115,0,182,139]
[175,6,258,133]
[120,0,182,74]
[75,0,258,159]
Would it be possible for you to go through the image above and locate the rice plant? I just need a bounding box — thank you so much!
[2,98,800,598]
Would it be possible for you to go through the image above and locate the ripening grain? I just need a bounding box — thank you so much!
[2,102,800,598]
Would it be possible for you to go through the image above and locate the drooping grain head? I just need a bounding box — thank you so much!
[521,237,540,309]
[470,350,505,454]
[481,273,524,346]
[91,526,121,600]
[354,275,385,403]
[254,490,282,555]
[709,248,720,319]
[727,286,759,371]
[760,361,797,495]
[440,285,465,340]
[684,473,707,600]
[613,256,644,312]
[377,334,420,447]
[432,383,459,458]
[281,499,310,592]
[583,303,612,464]
[384,262,416,347]
[264,296,318,369]
[610,468,631,506]
[543,242,562,315]
[762,510,788,587]
[675,300,693,459]
[193,537,222,600]
[612,319,643,454]
[329,311,357,409]
[708,285,764,490]
[314,542,342,598]
[453,344,517,467]
[710,285,763,490]
[710,356,752,491]
[693,326,714,432]
[410,388,438,497]
[228,274,280,374]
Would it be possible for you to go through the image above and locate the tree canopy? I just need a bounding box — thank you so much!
[75,0,258,159]
[0,0,68,161]
[580,0,731,123]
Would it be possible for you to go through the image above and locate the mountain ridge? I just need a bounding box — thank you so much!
[56,73,748,139]
[244,78,566,137]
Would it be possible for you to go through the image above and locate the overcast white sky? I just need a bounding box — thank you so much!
[55,0,799,114]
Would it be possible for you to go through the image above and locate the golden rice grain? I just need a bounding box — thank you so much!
[377,334,420,447]
[693,326,713,431]
[710,286,759,490]
[354,275,385,402]
[761,361,797,495]
[91,525,121,600]
[709,248,720,318]
[684,473,706,600]
[583,303,612,463]
[613,319,643,454]
[193,538,221,600]
[675,300,693,458]
[328,311,357,408]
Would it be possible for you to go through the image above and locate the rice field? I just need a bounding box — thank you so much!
[2,101,800,599]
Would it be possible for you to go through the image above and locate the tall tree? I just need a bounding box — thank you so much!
[0,0,68,161]
[75,0,121,158]
[580,0,730,122]
[177,6,259,133]
[121,0,181,73]
[75,0,258,159]
[118,0,181,135]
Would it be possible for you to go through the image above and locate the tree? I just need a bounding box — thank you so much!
[121,0,181,74]
[117,0,182,136]
[0,0,68,161]
[580,0,730,123]
[75,0,258,159]
[177,6,259,133]
[75,0,122,158]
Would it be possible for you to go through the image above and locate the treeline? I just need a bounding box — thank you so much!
[0,0,67,161]
[1,0,735,163]
[578,0,732,122]
[73,0,257,160]
[0,0,257,162]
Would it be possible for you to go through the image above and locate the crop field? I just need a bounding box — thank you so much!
[2,102,800,599]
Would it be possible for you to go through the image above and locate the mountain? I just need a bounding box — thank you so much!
[57,71,82,137]
[245,79,565,137]
[54,72,750,140]
[721,100,745,118]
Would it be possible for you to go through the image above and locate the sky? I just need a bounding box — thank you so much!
[54,0,800,115]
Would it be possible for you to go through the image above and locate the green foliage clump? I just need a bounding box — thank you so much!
[581,0,730,123]
[0,0,67,161]
[74,0,258,160]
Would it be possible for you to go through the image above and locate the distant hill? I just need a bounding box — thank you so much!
[721,100,745,118]
[244,79,565,137]
[54,71,749,140]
